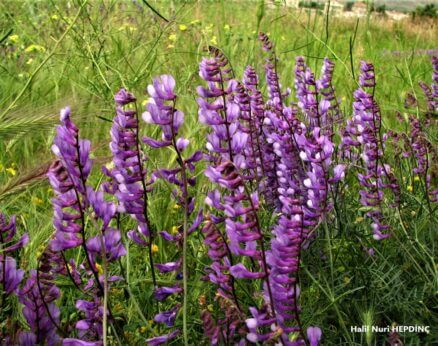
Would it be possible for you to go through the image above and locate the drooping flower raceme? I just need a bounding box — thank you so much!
[142,74,203,345]
[342,62,399,240]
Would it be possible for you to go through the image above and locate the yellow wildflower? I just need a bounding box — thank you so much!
[105,161,115,170]
[51,14,59,20]
[172,204,180,210]
[6,167,16,176]
[414,176,420,182]
[168,34,177,42]
[9,35,19,43]
[407,185,413,192]
[355,216,364,223]
[26,58,33,65]
[281,35,286,41]
[151,244,159,253]
[167,44,175,49]
[210,36,217,45]
[31,196,43,206]
[224,24,230,31]
[171,226,179,235]
[25,44,46,53]
[95,263,103,275]
[140,326,147,334]
[190,19,200,25]
[207,304,214,312]
[179,24,188,31]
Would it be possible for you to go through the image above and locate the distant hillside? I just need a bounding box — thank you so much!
[373,0,438,12]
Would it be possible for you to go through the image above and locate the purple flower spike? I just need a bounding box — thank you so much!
[19,269,61,345]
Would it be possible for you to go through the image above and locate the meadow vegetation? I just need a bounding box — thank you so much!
[0,1,437,345]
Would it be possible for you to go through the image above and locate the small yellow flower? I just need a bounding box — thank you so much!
[172,204,180,210]
[281,35,286,41]
[26,58,33,65]
[210,36,217,45]
[224,24,230,31]
[9,35,19,43]
[167,44,175,49]
[25,44,46,53]
[190,19,200,25]
[105,161,115,170]
[148,320,154,325]
[168,34,177,42]
[140,326,147,334]
[414,176,420,182]
[6,167,16,176]
[151,244,159,253]
[31,196,43,206]
[95,263,103,275]
[355,216,364,223]
[51,14,59,20]
[179,24,188,31]
[207,304,214,312]
[171,226,179,235]
[407,185,413,192]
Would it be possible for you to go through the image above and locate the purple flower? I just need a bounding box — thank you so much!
[154,285,183,301]
[145,330,180,346]
[229,263,264,279]
[155,259,182,273]
[0,257,25,294]
[154,304,180,327]
[0,213,28,294]
[307,326,322,346]
[114,88,136,105]
[147,74,176,100]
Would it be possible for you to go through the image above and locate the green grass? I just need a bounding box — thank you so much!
[0,0,437,345]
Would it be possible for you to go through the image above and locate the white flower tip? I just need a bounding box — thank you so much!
[60,106,71,121]
[245,318,257,329]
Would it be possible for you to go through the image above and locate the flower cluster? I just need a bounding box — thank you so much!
[3,31,436,346]
[342,62,400,240]
[142,74,202,345]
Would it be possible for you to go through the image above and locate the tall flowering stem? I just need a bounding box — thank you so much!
[48,107,125,343]
[342,62,399,240]
[142,75,203,345]
[104,89,158,288]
